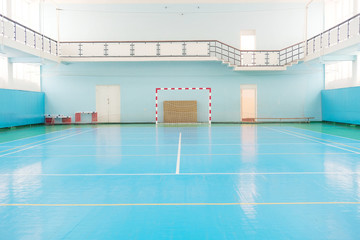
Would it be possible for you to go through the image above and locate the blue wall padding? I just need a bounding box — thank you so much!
[322,86,360,125]
[0,89,45,128]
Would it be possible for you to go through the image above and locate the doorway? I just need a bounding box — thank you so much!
[241,85,257,122]
[96,85,121,123]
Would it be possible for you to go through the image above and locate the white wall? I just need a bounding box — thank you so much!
[307,1,324,39]
[43,2,58,40]
[2,1,326,50]
[56,2,324,50]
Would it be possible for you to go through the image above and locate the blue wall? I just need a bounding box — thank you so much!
[42,61,323,123]
[0,89,45,128]
[322,87,360,125]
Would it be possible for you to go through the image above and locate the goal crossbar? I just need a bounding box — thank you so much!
[155,87,212,124]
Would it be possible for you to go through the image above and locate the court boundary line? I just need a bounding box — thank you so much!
[0,127,74,146]
[0,129,94,158]
[2,152,356,158]
[265,127,360,154]
[1,202,360,207]
[105,136,298,141]
[6,142,346,147]
[0,130,84,154]
[284,127,360,151]
[289,126,360,143]
[1,171,359,176]
[176,132,182,174]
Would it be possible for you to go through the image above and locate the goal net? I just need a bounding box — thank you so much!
[156,88,211,124]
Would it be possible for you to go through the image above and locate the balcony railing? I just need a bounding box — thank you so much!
[59,40,211,58]
[210,41,281,67]
[306,13,360,55]
[0,13,58,56]
[60,40,284,67]
[1,12,359,68]
[280,42,305,65]
[59,40,304,67]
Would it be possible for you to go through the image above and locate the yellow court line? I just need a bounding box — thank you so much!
[0,130,79,154]
[281,128,360,152]
[1,202,360,207]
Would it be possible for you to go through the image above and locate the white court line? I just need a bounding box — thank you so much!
[0,129,94,158]
[279,128,360,152]
[265,127,360,154]
[17,142,344,148]
[93,136,262,141]
[0,130,85,154]
[176,132,182,174]
[0,172,360,176]
[32,144,179,147]
[2,152,356,158]
[181,152,355,156]
[181,136,299,140]
[2,202,360,207]
[0,127,74,146]
[3,154,178,158]
[289,126,360,143]
[181,171,360,175]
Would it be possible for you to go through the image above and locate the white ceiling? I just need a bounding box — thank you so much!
[51,0,311,4]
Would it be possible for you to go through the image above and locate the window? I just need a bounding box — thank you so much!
[325,61,353,89]
[0,56,8,88]
[240,30,256,50]
[13,63,41,92]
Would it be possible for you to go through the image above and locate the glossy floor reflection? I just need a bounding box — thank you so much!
[0,123,360,239]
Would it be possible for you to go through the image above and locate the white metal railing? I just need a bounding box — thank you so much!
[58,13,360,66]
[306,13,360,55]
[59,40,284,67]
[279,42,305,65]
[210,41,281,66]
[1,12,359,67]
[0,13,58,56]
[59,40,211,58]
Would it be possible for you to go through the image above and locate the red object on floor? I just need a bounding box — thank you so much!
[62,117,72,124]
[92,112,98,123]
[45,117,54,125]
[75,113,81,122]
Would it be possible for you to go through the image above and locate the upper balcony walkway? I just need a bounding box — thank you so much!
[1,13,359,71]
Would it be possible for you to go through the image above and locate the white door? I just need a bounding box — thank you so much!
[96,85,120,123]
[241,85,257,122]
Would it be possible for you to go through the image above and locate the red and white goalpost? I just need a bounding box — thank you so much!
[155,87,212,124]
